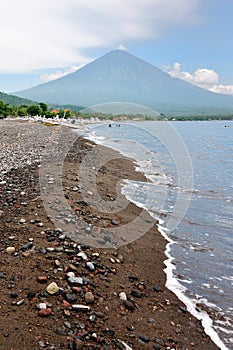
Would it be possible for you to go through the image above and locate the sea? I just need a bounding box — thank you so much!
[75,120,233,350]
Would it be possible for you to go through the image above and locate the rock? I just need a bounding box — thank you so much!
[37,276,48,284]
[86,262,95,271]
[67,277,83,286]
[64,321,72,329]
[131,290,142,298]
[37,303,47,310]
[9,292,18,299]
[68,339,83,350]
[105,329,115,337]
[65,293,77,303]
[128,274,138,282]
[46,282,60,295]
[6,247,16,254]
[19,218,26,224]
[153,285,161,292]
[111,220,119,225]
[119,292,127,301]
[84,291,94,304]
[77,252,87,260]
[139,334,151,343]
[26,292,36,299]
[38,308,52,317]
[39,247,47,254]
[123,300,135,311]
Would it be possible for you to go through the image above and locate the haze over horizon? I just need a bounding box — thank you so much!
[0,0,233,96]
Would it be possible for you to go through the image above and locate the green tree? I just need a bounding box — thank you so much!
[39,102,48,114]
[27,104,41,116]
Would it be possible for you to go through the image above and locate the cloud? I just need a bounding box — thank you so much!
[163,63,233,96]
[40,65,86,83]
[0,0,201,73]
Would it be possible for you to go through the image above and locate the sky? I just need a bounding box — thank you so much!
[0,0,233,95]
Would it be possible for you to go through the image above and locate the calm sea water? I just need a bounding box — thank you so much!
[81,120,233,350]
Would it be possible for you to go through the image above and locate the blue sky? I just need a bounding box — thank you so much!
[0,0,233,95]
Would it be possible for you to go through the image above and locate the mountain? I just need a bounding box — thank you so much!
[0,91,35,106]
[14,50,233,115]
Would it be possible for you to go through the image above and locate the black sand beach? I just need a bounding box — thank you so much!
[0,120,219,349]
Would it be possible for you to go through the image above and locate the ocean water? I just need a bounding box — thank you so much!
[79,120,232,350]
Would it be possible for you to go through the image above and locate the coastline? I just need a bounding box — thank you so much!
[0,120,220,349]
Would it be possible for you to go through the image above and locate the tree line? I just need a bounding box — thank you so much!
[0,100,71,119]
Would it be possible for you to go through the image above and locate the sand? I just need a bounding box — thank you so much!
[0,120,219,349]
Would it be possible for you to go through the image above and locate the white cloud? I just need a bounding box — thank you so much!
[163,63,233,96]
[0,0,201,73]
[40,65,86,83]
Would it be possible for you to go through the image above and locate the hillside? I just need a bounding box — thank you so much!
[0,91,34,106]
[15,50,233,115]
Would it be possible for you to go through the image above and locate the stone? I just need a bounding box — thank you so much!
[39,247,47,254]
[46,282,60,295]
[131,290,142,298]
[139,334,151,343]
[119,292,127,301]
[123,300,135,311]
[65,293,77,303]
[67,276,83,286]
[86,262,95,271]
[84,291,94,304]
[128,274,138,282]
[9,292,18,299]
[77,252,87,260]
[153,285,161,292]
[37,276,48,283]
[6,247,15,254]
[37,303,47,309]
[38,308,52,317]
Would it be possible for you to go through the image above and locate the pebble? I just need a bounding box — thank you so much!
[84,291,94,304]
[86,261,95,271]
[37,303,47,310]
[67,276,83,285]
[9,292,18,299]
[38,308,52,317]
[46,282,60,295]
[39,247,47,254]
[128,274,138,282]
[37,276,48,283]
[65,293,77,303]
[131,290,142,298]
[123,300,135,311]
[139,334,151,343]
[6,247,16,254]
[77,251,87,260]
[119,292,127,301]
[153,285,161,292]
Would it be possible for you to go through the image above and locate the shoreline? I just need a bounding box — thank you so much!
[82,123,228,350]
[0,120,220,349]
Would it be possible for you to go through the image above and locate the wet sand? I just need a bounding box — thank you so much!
[0,120,219,349]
